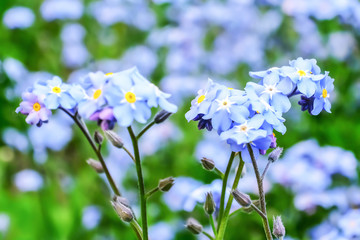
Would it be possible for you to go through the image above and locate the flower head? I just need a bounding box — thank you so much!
[16,91,51,127]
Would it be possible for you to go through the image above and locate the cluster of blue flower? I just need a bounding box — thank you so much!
[16,67,177,128]
[186,57,334,162]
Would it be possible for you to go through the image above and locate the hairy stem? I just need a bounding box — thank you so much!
[261,161,271,181]
[137,120,155,140]
[128,126,148,240]
[216,153,244,239]
[61,108,121,196]
[247,144,273,240]
[217,152,236,230]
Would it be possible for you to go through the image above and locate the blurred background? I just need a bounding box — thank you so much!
[1,0,360,239]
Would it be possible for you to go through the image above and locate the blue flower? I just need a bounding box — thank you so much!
[34,76,77,110]
[105,70,152,127]
[77,71,111,118]
[311,73,334,115]
[281,57,324,97]
[203,87,250,133]
[16,91,52,127]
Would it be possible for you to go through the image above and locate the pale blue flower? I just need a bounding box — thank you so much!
[40,0,83,21]
[0,214,10,234]
[34,76,77,110]
[311,73,334,115]
[3,7,35,29]
[82,206,102,230]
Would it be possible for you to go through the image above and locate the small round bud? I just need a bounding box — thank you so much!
[158,177,175,192]
[268,147,283,163]
[201,157,215,171]
[86,158,104,173]
[232,189,252,208]
[273,216,285,238]
[185,218,203,235]
[204,192,216,215]
[111,196,134,223]
[154,110,172,124]
[104,130,124,148]
[94,131,104,144]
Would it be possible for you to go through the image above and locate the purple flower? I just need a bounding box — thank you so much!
[16,92,51,127]
[89,107,116,130]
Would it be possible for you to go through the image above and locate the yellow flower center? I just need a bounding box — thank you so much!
[52,86,61,94]
[297,70,307,77]
[240,125,247,131]
[322,89,328,98]
[105,72,113,76]
[125,92,136,103]
[33,103,41,112]
[228,87,234,90]
[93,89,102,100]
[222,101,228,106]
[197,95,205,104]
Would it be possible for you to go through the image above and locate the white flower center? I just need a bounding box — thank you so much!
[216,96,234,112]
[262,84,280,99]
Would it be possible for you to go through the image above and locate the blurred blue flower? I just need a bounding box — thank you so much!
[34,76,77,110]
[14,169,44,192]
[2,128,29,153]
[82,206,102,230]
[60,23,86,44]
[62,43,90,68]
[40,0,83,21]
[2,7,35,29]
[0,214,10,234]
[16,91,52,127]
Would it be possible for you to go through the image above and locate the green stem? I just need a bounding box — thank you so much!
[247,144,273,240]
[128,126,148,240]
[145,187,159,199]
[210,215,217,237]
[216,154,244,240]
[214,167,224,179]
[123,145,136,163]
[130,220,143,240]
[136,121,156,140]
[202,231,215,240]
[217,152,236,230]
[61,108,121,196]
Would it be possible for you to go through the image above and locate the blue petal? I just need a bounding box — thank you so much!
[263,72,279,85]
[113,104,134,127]
[212,111,231,132]
[78,101,98,118]
[297,78,317,97]
[277,78,294,95]
[271,94,291,113]
[59,93,76,109]
[230,106,249,123]
[159,98,178,113]
[248,114,265,129]
[45,94,60,109]
[133,101,151,124]
[311,98,324,115]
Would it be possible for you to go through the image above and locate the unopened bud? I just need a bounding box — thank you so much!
[204,192,216,215]
[268,147,283,163]
[232,189,252,208]
[86,158,104,173]
[104,130,124,148]
[185,218,203,235]
[94,131,104,144]
[273,216,285,239]
[111,197,134,222]
[201,157,215,171]
[158,177,175,192]
[154,110,172,124]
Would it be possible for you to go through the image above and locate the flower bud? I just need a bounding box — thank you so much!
[201,157,215,171]
[104,130,124,148]
[204,192,216,215]
[86,158,104,173]
[268,147,283,163]
[232,189,251,208]
[111,196,134,223]
[273,216,285,239]
[94,131,103,144]
[154,110,172,124]
[185,218,203,235]
[158,177,175,192]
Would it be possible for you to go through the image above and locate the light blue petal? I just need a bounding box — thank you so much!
[59,93,76,109]
[51,76,62,86]
[69,84,85,102]
[133,102,151,124]
[45,94,60,109]
[113,104,134,127]
[230,106,249,123]
[311,98,324,115]
[324,99,331,113]
[273,122,286,134]
[212,111,231,132]
[263,72,279,86]
[185,108,198,122]
[277,78,294,95]
[248,114,265,129]
[159,98,178,113]
[78,101,98,118]
[297,78,317,97]
[271,94,291,113]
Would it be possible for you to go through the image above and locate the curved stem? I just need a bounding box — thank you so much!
[247,144,273,240]
[123,146,136,163]
[214,167,224,179]
[145,187,159,199]
[130,221,143,240]
[217,152,236,230]
[137,120,155,140]
[128,126,148,240]
[60,108,121,196]
[202,231,215,240]
[216,153,244,240]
